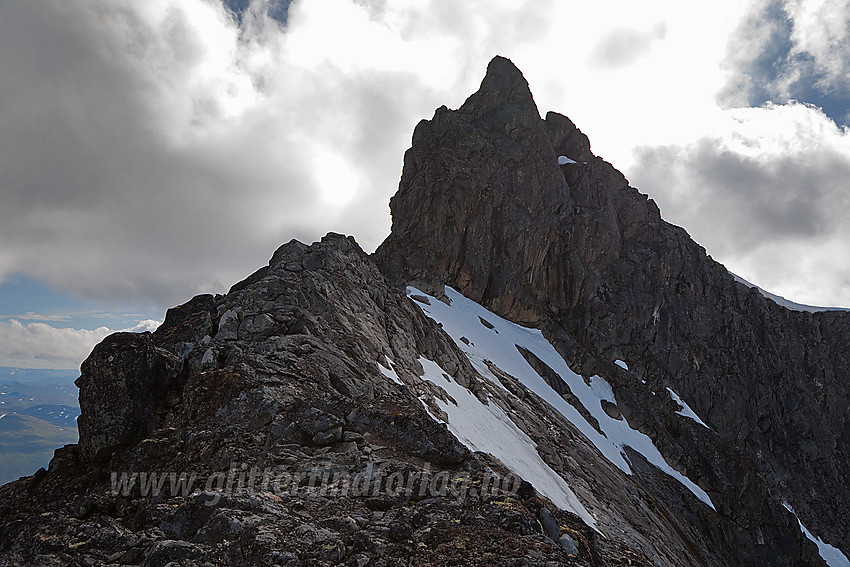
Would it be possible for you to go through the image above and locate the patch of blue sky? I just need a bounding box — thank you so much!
[732,0,850,126]
[223,0,291,25]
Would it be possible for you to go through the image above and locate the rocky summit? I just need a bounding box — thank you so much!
[1,56,847,567]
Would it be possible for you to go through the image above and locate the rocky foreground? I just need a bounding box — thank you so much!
[0,57,847,566]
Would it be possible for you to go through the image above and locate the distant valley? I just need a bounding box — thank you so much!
[0,367,79,484]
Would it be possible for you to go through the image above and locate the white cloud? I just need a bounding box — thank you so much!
[785,0,850,92]
[124,320,163,333]
[2,313,72,323]
[0,319,162,370]
[589,22,667,70]
[719,0,850,123]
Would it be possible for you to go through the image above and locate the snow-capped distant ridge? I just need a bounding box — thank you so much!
[731,273,848,313]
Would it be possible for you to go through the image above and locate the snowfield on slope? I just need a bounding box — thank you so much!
[408,286,715,511]
[416,355,597,529]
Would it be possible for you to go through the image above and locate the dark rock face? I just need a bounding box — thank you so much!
[377,55,850,559]
[0,56,846,566]
[76,333,183,464]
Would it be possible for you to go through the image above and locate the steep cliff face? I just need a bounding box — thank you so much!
[376,55,850,554]
[0,56,847,567]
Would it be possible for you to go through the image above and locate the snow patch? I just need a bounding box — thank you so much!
[417,356,597,528]
[614,359,628,370]
[782,502,850,567]
[377,357,404,386]
[408,286,715,511]
[666,387,711,429]
[558,155,577,165]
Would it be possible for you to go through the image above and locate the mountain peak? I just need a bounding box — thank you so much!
[377,57,850,564]
[457,56,539,128]
[376,56,625,324]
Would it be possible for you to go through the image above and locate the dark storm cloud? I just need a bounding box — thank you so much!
[0,1,446,308]
[0,2,317,305]
[589,23,667,70]
[631,139,850,251]
[1,0,572,316]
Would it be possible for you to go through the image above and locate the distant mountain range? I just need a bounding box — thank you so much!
[0,366,79,383]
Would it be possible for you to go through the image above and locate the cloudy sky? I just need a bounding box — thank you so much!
[1,0,849,369]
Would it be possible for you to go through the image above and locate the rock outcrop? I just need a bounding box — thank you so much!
[76,333,183,464]
[0,56,846,567]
